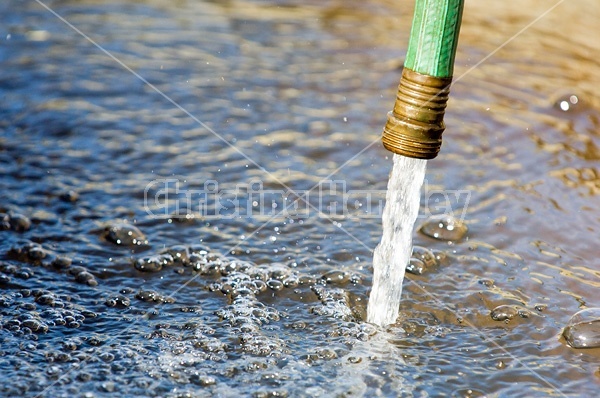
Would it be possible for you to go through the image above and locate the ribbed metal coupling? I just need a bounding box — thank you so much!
[382,68,453,159]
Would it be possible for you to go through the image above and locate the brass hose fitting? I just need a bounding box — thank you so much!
[382,68,452,160]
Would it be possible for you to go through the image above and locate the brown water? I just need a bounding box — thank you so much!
[1,0,600,397]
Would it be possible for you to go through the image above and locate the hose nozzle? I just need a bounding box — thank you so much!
[382,68,452,160]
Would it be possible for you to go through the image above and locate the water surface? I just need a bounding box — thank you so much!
[1,0,600,397]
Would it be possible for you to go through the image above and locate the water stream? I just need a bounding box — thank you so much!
[367,155,427,326]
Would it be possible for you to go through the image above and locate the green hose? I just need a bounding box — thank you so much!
[405,0,464,78]
[382,0,464,159]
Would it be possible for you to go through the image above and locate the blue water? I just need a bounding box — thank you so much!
[1,1,600,397]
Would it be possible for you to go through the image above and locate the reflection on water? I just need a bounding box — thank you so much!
[1,0,600,396]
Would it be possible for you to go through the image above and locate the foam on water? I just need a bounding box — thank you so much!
[367,155,427,326]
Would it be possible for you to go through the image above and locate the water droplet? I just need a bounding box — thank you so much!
[563,308,600,348]
[419,215,468,241]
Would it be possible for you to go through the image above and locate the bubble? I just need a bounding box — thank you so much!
[48,351,72,362]
[77,372,92,382]
[252,280,268,293]
[190,374,216,387]
[347,356,362,364]
[451,388,488,398]
[269,266,291,281]
[477,278,494,287]
[103,223,147,246]
[255,390,288,398]
[101,381,116,392]
[99,352,115,363]
[406,246,439,275]
[51,256,72,269]
[187,252,207,269]
[0,213,10,230]
[161,245,189,265]
[249,267,270,282]
[21,319,48,333]
[282,276,299,288]
[419,215,468,241]
[315,347,337,360]
[135,290,172,303]
[62,340,80,351]
[170,207,197,223]
[309,286,354,321]
[8,213,32,232]
[534,304,547,312]
[490,305,531,322]
[105,295,130,308]
[406,258,426,275]
[59,190,79,203]
[35,293,56,306]
[68,266,86,276]
[8,243,48,264]
[28,246,47,260]
[134,254,174,272]
[15,268,33,280]
[553,93,580,113]
[136,290,159,302]
[75,271,97,286]
[563,308,600,349]
[322,270,350,285]
[46,365,61,378]
[266,280,284,291]
[299,275,316,285]
[412,246,438,267]
[19,303,37,311]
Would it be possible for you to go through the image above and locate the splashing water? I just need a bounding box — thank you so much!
[367,154,427,326]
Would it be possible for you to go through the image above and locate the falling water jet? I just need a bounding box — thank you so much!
[367,0,464,326]
[367,155,426,326]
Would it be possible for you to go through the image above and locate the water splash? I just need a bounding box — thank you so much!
[367,154,427,326]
